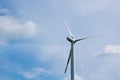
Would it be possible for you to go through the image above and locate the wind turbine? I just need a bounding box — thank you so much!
[64,19,93,80]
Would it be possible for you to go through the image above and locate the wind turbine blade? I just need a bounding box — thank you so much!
[75,36,94,42]
[64,48,72,74]
[64,19,74,38]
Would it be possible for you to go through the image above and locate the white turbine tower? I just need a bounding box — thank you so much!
[64,19,93,80]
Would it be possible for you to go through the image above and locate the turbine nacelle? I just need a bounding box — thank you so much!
[67,37,75,43]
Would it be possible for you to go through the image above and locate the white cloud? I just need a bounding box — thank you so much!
[18,67,46,79]
[0,57,49,79]
[67,0,120,15]
[0,39,6,47]
[68,0,112,15]
[0,16,39,46]
[104,45,120,54]
[64,74,84,80]
[0,6,10,14]
[40,44,67,61]
[87,52,120,80]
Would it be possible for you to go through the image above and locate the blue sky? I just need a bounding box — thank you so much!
[0,0,120,80]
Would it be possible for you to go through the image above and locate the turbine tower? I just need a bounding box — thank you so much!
[64,19,93,80]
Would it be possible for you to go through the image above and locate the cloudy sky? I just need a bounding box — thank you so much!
[0,0,120,80]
